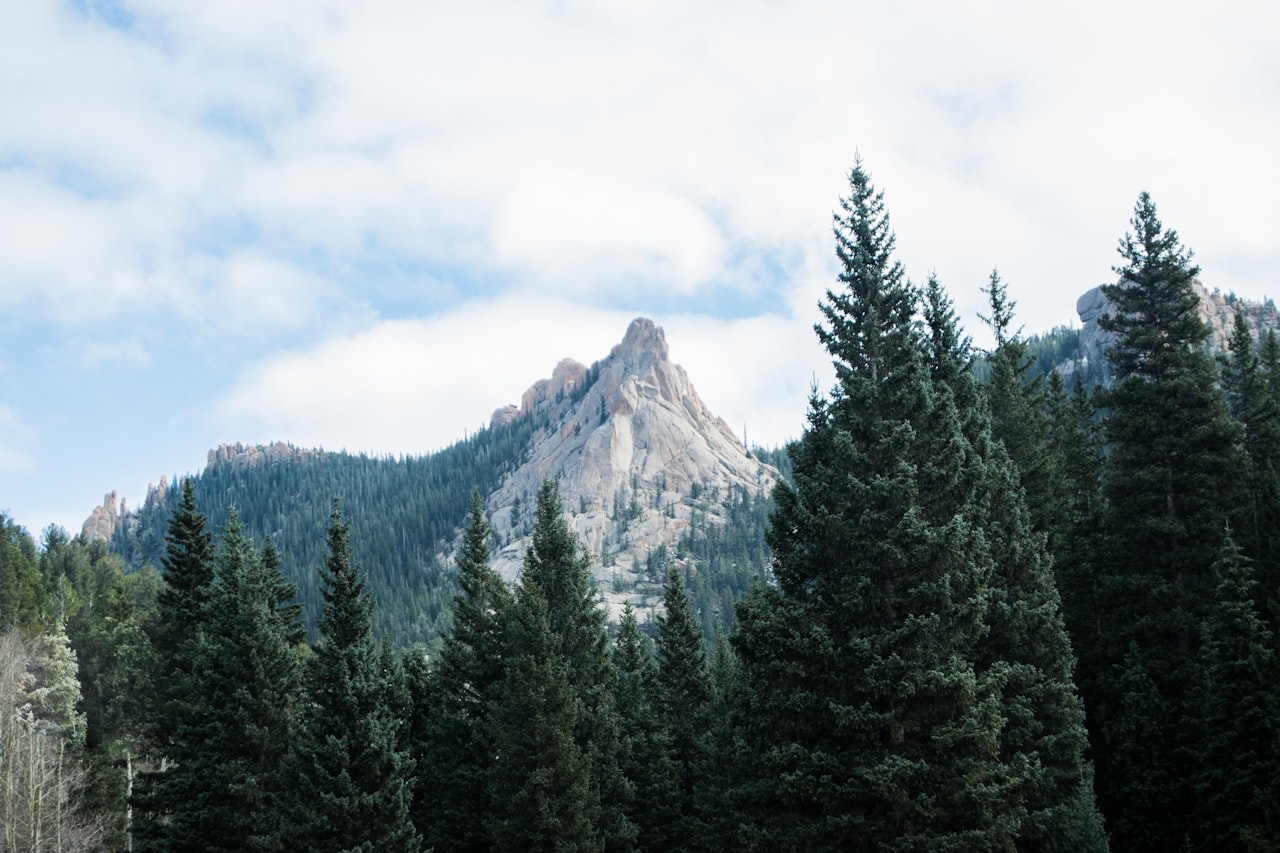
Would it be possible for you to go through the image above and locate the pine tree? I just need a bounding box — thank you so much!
[694,634,747,851]
[1220,313,1280,611]
[277,499,420,852]
[1191,533,1280,851]
[928,276,1107,850]
[520,480,635,852]
[980,269,1067,541]
[1044,372,1113,786]
[0,514,44,632]
[154,479,215,664]
[414,489,513,852]
[261,535,306,647]
[1095,193,1243,848]
[734,157,1013,849]
[611,604,679,851]
[654,566,711,850]
[182,511,303,851]
[132,480,217,850]
[488,581,598,852]
[133,510,303,851]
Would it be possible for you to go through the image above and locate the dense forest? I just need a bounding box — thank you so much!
[3,158,1279,850]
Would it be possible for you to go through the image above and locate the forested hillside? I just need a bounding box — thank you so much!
[93,352,782,647]
[105,414,546,646]
[2,157,1278,849]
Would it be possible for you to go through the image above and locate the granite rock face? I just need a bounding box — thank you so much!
[1073,280,1280,381]
[81,490,124,542]
[485,317,778,620]
[207,441,317,470]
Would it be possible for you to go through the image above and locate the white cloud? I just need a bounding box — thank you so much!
[492,172,726,294]
[8,0,1278,339]
[215,294,830,457]
[215,297,636,455]
[6,0,1280,537]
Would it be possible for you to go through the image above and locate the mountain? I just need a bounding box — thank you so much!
[483,317,778,619]
[86,318,781,646]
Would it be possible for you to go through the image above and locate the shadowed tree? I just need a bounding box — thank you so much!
[1095,193,1242,848]
[276,500,420,852]
[412,490,513,852]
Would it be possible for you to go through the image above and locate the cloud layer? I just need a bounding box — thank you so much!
[2,1,1277,532]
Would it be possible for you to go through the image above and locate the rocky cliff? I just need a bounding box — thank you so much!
[81,444,317,543]
[483,317,779,619]
[1072,280,1280,380]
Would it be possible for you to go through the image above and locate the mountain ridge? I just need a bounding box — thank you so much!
[84,317,780,642]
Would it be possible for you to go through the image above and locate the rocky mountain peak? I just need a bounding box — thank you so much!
[612,316,670,373]
[482,317,778,620]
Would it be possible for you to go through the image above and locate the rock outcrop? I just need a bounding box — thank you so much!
[207,441,317,470]
[1073,280,1280,381]
[81,444,317,543]
[81,491,125,543]
[484,317,779,620]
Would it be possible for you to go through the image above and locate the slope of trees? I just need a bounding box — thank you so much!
[111,415,545,646]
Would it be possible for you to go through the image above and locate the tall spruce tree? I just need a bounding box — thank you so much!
[654,566,712,850]
[1095,193,1243,849]
[980,269,1067,542]
[132,479,217,850]
[414,489,513,852]
[276,500,420,852]
[733,157,1013,849]
[488,580,598,852]
[1190,533,1280,852]
[1220,313,1280,611]
[611,604,679,851]
[520,480,635,852]
[134,509,303,852]
[184,511,303,851]
[694,633,747,851]
[926,275,1107,850]
[148,478,215,739]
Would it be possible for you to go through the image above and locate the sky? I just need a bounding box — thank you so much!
[2,1,1278,538]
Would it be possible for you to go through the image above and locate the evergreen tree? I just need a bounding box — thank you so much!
[63,546,160,850]
[1095,193,1243,848]
[261,535,307,647]
[980,269,1067,542]
[611,604,679,851]
[694,633,747,851]
[22,618,88,745]
[1107,644,1171,849]
[154,479,215,662]
[0,514,44,632]
[734,157,1013,849]
[488,580,598,852]
[182,511,303,851]
[521,480,635,852]
[929,275,1107,850]
[133,510,303,851]
[1191,533,1280,851]
[1220,312,1280,610]
[132,481,217,850]
[414,490,513,852]
[277,500,420,852]
[653,566,711,850]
